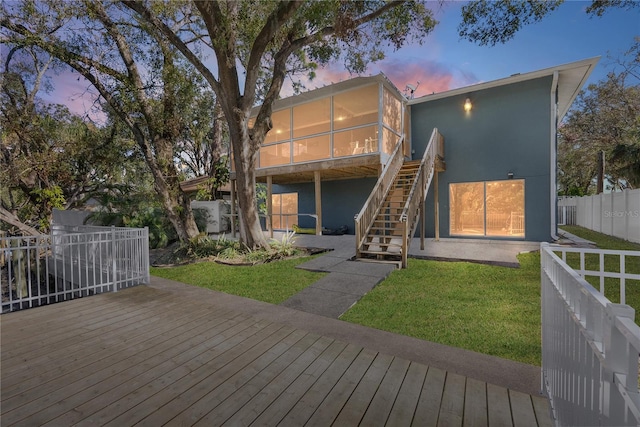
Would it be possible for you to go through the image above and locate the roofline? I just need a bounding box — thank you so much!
[408,57,600,119]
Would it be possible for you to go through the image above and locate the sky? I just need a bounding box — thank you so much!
[302,1,639,99]
[43,0,639,116]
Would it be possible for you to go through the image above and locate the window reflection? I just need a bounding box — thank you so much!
[333,126,378,157]
[450,180,525,237]
[293,99,331,138]
[333,85,378,130]
[293,135,331,163]
[272,193,298,230]
[264,109,291,144]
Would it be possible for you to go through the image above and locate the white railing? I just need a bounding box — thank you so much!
[1,225,149,313]
[550,246,640,305]
[541,242,640,426]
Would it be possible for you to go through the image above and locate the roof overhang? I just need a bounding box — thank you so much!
[408,57,599,121]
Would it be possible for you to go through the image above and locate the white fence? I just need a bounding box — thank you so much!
[1,225,149,313]
[551,246,640,305]
[541,242,640,426]
[558,189,640,243]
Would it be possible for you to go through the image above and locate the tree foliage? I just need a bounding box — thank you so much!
[558,40,640,195]
[0,46,143,233]
[123,0,438,249]
[1,0,228,241]
[459,0,639,46]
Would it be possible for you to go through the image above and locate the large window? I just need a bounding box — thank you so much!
[333,85,378,130]
[450,180,525,237]
[293,98,331,138]
[264,109,291,144]
[333,125,378,158]
[272,193,298,230]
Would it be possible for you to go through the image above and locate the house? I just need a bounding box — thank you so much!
[228,57,599,267]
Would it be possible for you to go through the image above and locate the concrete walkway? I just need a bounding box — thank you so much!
[281,234,541,319]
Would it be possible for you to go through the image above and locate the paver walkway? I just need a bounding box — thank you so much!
[282,234,540,319]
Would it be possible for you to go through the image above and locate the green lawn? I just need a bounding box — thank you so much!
[341,254,543,366]
[343,226,640,366]
[150,226,639,367]
[151,255,325,305]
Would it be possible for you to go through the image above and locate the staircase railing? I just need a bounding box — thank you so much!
[355,135,406,257]
[399,128,442,268]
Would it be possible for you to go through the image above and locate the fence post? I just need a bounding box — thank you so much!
[144,226,150,284]
[603,303,636,423]
[111,225,117,292]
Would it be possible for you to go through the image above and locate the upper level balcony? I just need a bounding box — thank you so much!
[249,74,408,185]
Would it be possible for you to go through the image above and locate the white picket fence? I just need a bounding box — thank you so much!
[541,242,640,426]
[1,225,149,313]
[558,189,640,243]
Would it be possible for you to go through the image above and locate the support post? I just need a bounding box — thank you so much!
[434,172,440,241]
[111,225,117,292]
[420,171,425,251]
[266,176,273,238]
[314,171,322,235]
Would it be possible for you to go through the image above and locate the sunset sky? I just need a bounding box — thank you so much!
[43,1,638,116]
[306,1,639,98]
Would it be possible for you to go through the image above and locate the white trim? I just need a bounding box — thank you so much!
[408,57,599,122]
[550,70,559,241]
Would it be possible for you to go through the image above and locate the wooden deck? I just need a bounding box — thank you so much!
[1,279,553,426]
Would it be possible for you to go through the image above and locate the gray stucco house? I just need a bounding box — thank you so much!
[230,57,598,266]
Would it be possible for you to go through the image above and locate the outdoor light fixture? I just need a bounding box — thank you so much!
[463,97,473,112]
[508,172,514,179]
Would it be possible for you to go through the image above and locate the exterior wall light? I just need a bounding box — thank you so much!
[464,97,472,112]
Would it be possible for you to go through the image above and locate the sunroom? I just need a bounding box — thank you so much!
[235,74,409,234]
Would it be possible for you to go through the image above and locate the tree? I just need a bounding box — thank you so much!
[1,0,224,241]
[122,0,438,249]
[558,40,640,194]
[458,0,639,46]
[0,45,141,233]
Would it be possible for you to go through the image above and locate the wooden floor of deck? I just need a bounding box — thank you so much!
[1,280,553,426]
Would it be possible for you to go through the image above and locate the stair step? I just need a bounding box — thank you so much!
[354,258,402,268]
[359,248,402,256]
[364,242,403,249]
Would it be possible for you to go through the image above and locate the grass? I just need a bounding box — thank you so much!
[341,254,543,366]
[342,226,640,366]
[150,225,639,367]
[558,225,640,309]
[151,255,325,305]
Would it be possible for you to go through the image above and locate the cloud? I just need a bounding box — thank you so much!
[283,57,480,99]
[371,58,480,97]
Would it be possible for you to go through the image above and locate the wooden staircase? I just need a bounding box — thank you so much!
[354,129,444,268]
[358,161,422,264]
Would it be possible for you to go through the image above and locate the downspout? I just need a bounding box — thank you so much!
[550,71,559,241]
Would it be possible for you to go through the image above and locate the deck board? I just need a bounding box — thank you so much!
[0,283,552,426]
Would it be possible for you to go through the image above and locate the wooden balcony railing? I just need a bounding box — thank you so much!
[354,136,406,257]
[399,128,442,267]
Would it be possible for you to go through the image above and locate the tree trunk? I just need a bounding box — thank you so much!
[0,206,41,236]
[230,128,269,250]
[139,136,200,243]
